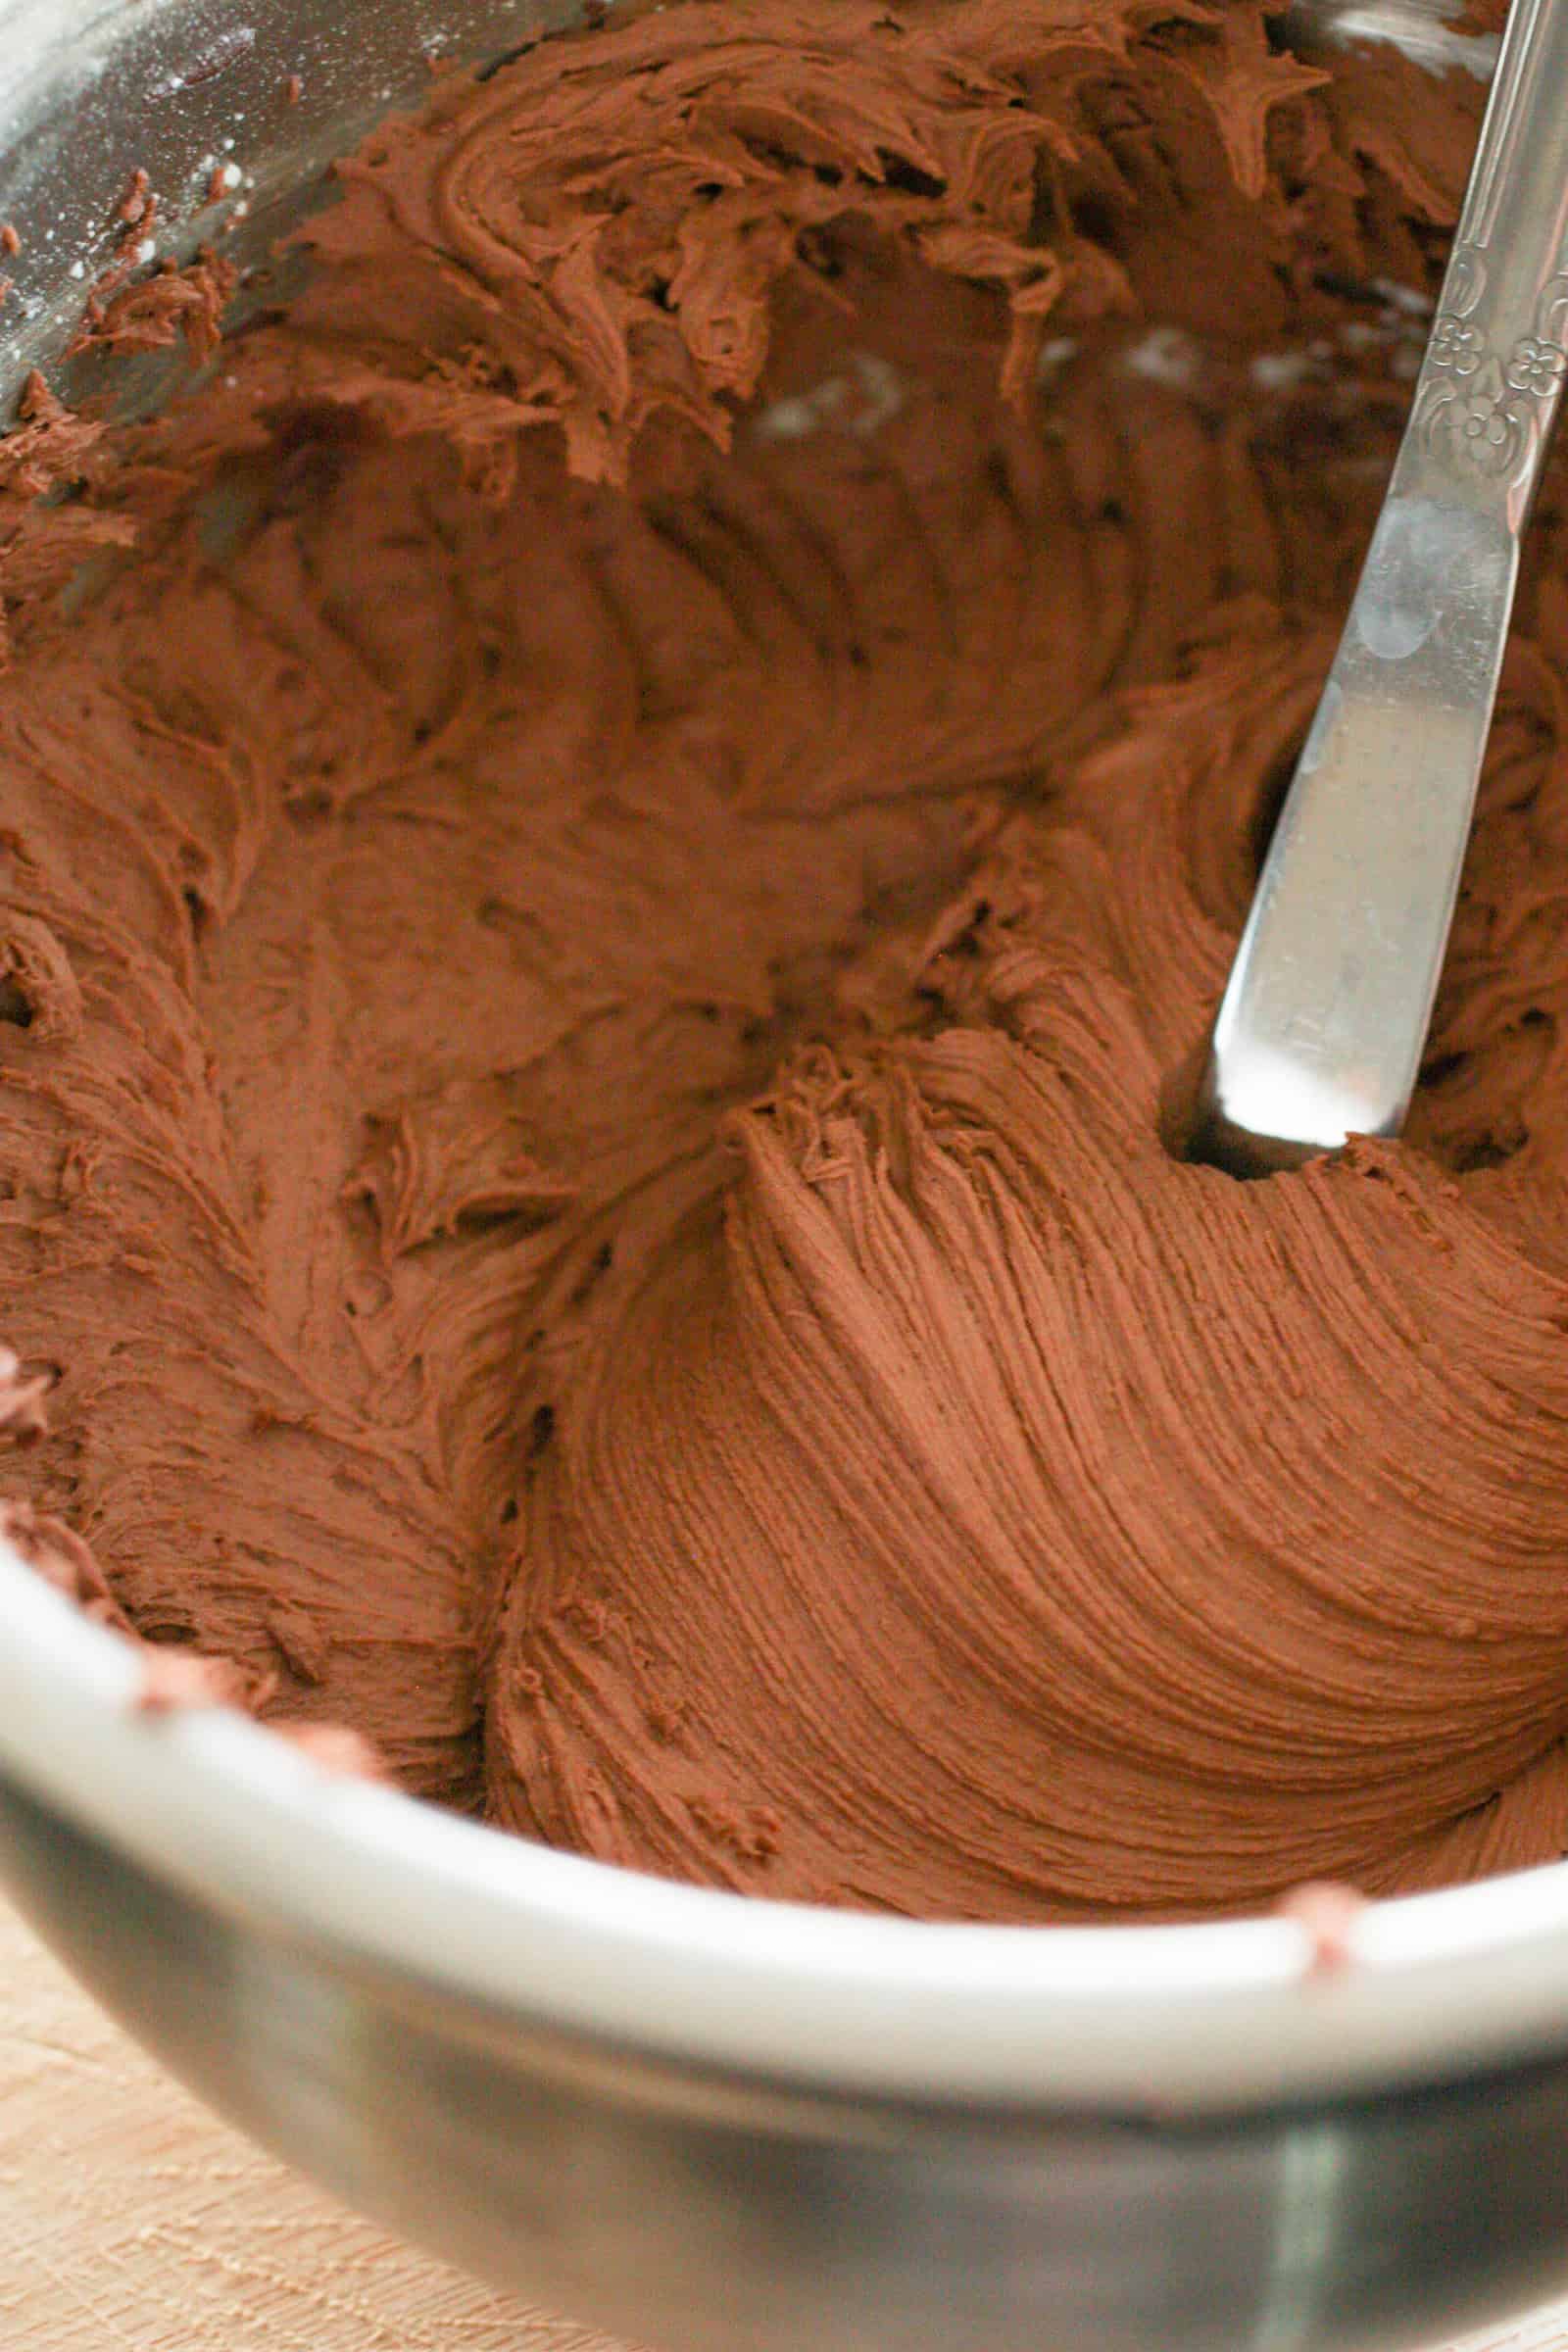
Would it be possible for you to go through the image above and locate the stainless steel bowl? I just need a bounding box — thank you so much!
[4,6,1567,2349]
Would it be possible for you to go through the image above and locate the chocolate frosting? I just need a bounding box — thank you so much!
[7,0,1567,1919]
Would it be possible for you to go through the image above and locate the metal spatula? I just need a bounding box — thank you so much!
[1195,0,1568,1175]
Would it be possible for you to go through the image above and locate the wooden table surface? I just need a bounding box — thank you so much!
[0,1889,1561,2352]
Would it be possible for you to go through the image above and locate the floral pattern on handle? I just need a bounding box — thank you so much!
[1414,247,1568,486]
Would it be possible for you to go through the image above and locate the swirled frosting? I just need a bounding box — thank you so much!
[7,0,1565,1919]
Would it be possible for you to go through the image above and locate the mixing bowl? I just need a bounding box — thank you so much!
[4,5,1568,2348]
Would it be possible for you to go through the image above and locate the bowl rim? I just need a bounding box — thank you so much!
[5,1533,1568,2114]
